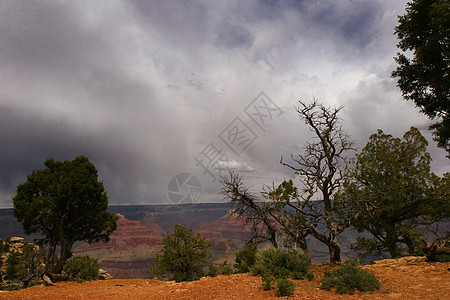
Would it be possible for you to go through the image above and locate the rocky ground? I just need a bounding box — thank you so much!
[0,257,448,300]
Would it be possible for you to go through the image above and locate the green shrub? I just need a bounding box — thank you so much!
[434,253,450,262]
[4,252,21,282]
[320,261,380,294]
[2,242,44,289]
[63,255,99,282]
[262,276,272,290]
[276,277,295,297]
[251,247,309,278]
[208,261,233,276]
[207,264,218,277]
[150,224,211,282]
[234,246,257,273]
[217,262,233,275]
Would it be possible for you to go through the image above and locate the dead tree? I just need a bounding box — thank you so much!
[221,172,280,248]
[221,173,312,263]
[421,239,450,262]
[280,99,355,263]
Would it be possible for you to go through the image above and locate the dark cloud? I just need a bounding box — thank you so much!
[214,22,254,49]
[302,0,382,48]
[129,0,209,46]
[0,0,447,208]
[0,1,116,79]
[255,0,383,48]
[0,100,179,205]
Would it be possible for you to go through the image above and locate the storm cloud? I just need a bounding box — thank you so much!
[0,0,448,208]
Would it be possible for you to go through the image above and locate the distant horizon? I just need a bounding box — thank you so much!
[0,201,236,210]
[1,200,328,210]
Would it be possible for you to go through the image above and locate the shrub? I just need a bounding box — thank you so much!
[251,247,309,278]
[150,224,211,282]
[434,253,450,262]
[4,251,22,282]
[234,246,257,273]
[63,255,99,282]
[276,277,295,297]
[320,261,380,294]
[0,239,9,285]
[262,276,272,290]
[3,243,44,289]
[208,261,233,277]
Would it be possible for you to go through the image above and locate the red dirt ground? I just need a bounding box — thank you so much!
[1,257,448,300]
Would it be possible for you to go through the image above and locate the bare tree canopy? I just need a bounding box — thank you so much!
[221,99,355,263]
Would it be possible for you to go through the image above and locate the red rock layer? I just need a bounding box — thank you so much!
[74,216,164,252]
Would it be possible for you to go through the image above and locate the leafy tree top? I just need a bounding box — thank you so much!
[13,156,118,273]
[335,127,445,258]
[392,0,450,156]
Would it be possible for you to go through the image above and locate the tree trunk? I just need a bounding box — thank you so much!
[53,241,73,274]
[386,227,401,258]
[45,242,57,273]
[303,244,312,265]
[328,242,341,263]
[386,240,401,258]
[422,239,450,261]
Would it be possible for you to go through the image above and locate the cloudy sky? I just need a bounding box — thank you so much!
[0,0,448,208]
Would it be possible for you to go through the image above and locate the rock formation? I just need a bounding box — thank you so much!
[197,211,253,264]
[73,215,164,278]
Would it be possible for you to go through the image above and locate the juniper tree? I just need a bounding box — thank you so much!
[392,0,450,156]
[13,156,118,274]
[335,127,449,258]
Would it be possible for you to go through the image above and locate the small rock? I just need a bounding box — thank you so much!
[42,274,55,286]
[98,269,113,280]
[9,237,24,243]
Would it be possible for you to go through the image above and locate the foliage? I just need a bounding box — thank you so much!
[434,253,450,262]
[320,261,380,294]
[234,245,257,273]
[3,242,44,289]
[13,156,118,274]
[261,275,296,297]
[0,239,4,288]
[276,277,295,297]
[208,261,233,277]
[262,276,272,290]
[251,247,309,279]
[336,127,448,258]
[63,255,99,282]
[422,172,450,241]
[150,224,211,282]
[4,252,21,282]
[392,0,450,156]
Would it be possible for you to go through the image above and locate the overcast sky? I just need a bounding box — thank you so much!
[0,0,448,208]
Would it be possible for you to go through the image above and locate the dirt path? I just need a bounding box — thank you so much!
[1,257,448,300]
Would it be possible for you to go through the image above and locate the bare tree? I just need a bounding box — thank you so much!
[280,99,355,263]
[221,99,354,263]
[220,172,279,248]
[221,173,312,263]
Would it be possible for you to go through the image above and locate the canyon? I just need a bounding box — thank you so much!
[1,203,365,278]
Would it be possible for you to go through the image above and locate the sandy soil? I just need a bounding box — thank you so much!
[1,257,448,300]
